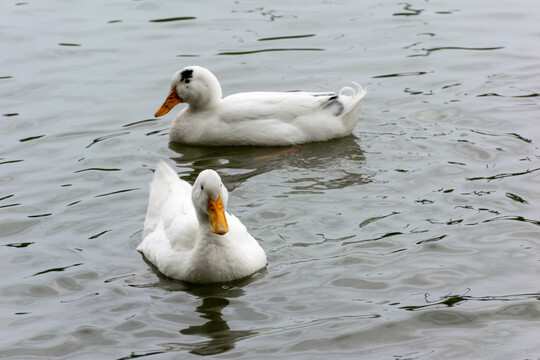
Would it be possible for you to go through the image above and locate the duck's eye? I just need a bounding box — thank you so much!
[200,185,204,191]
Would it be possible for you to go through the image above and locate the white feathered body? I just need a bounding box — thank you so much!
[170,85,366,146]
[156,66,366,146]
[137,162,267,283]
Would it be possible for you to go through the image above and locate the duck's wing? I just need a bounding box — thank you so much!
[220,84,366,122]
[219,91,340,123]
[142,161,195,239]
[209,85,365,145]
[139,162,199,268]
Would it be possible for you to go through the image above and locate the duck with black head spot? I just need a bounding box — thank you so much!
[154,65,367,146]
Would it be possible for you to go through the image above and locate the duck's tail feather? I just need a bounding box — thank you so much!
[339,82,367,133]
[340,82,367,111]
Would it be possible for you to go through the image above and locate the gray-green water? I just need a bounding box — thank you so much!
[1,0,539,359]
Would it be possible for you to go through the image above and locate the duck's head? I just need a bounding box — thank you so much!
[192,169,229,235]
[155,66,223,117]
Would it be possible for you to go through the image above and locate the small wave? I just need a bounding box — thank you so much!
[218,48,324,55]
[149,17,196,23]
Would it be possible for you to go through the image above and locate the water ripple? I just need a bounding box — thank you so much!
[30,263,83,277]
[470,129,532,143]
[258,34,315,41]
[149,17,196,23]
[19,135,45,142]
[372,71,428,78]
[217,48,324,55]
[409,46,504,57]
[401,291,540,311]
[86,132,129,148]
[94,188,139,198]
[477,92,539,98]
[393,3,424,16]
[74,168,121,173]
[466,167,540,181]
[483,215,540,227]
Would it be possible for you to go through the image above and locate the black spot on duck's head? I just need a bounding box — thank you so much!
[180,69,194,84]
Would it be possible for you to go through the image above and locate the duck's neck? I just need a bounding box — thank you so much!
[195,209,228,243]
[188,79,222,111]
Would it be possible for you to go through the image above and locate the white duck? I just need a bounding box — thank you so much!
[137,161,267,283]
[154,66,367,146]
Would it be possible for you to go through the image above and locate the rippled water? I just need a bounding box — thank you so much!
[2,0,539,359]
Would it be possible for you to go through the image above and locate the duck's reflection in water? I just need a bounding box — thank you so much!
[179,295,256,356]
[180,273,264,355]
[168,134,367,191]
[136,262,263,356]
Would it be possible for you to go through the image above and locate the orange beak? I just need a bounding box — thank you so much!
[155,89,183,117]
[208,195,229,235]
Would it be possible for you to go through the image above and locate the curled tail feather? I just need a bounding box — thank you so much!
[339,82,367,133]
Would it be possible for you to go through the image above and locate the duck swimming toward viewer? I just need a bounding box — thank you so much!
[154,66,367,146]
[137,161,267,283]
